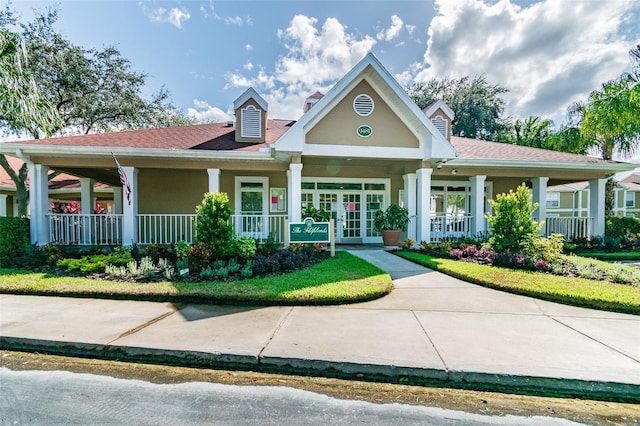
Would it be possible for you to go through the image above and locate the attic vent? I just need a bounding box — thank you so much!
[431,115,448,138]
[353,94,374,116]
[241,105,261,138]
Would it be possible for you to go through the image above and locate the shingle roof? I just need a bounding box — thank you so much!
[14,120,295,151]
[621,173,640,191]
[547,182,590,192]
[450,136,612,164]
[1,156,110,191]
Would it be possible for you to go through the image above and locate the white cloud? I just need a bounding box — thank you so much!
[376,14,404,41]
[187,99,232,123]
[245,44,253,51]
[406,24,416,37]
[224,14,376,119]
[148,7,191,29]
[243,61,254,71]
[225,16,243,26]
[408,0,639,123]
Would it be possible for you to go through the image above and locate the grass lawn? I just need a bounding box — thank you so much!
[575,252,640,261]
[395,251,640,315]
[0,251,392,305]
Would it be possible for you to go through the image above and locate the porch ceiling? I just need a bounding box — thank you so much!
[301,156,421,175]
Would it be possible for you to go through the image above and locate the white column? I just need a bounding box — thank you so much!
[121,166,138,246]
[0,194,7,217]
[589,178,606,237]
[112,187,123,214]
[29,163,49,245]
[402,173,417,241]
[79,178,95,214]
[469,175,486,235]
[416,168,432,243]
[531,177,549,235]
[288,163,303,222]
[207,168,221,193]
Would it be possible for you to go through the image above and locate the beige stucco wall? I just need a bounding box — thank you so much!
[138,169,208,214]
[306,80,419,148]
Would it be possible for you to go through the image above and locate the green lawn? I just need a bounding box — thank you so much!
[395,251,640,315]
[0,251,392,305]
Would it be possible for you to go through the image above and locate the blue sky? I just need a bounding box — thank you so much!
[6,0,640,131]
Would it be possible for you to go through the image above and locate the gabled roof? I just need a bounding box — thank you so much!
[621,173,640,191]
[423,100,455,120]
[547,182,590,192]
[275,52,458,160]
[233,87,268,111]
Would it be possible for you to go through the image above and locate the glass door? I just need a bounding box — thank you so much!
[340,193,361,243]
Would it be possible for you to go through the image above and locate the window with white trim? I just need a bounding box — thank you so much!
[241,105,262,138]
[546,192,560,208]
[625,191,635,208]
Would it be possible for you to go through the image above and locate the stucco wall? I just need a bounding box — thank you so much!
[306,80,418,148]
[138,169,208,214]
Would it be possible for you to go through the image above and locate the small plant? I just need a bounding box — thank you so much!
[163,265,175,280]
[199,266,216,280]
[399,238,415,250]
[301,205,332,222]
[188,243,212,273]
[176,258,189,272]
[195,192,235,260]
[173,240,191,261]
[215,266,229,279]
[236,237,257,260]
[373,204,409,232]
[227,258,241,274]
[257,234,280,256]
[105,264,128,278]
[240,260,253,279]
[211,259,225,269]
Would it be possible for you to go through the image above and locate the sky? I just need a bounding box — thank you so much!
[5,0,640,136]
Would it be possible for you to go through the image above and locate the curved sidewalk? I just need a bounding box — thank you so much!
[1,250,639,401]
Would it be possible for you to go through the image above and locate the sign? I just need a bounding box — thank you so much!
[356,124,372,138]
[289,217,330,243]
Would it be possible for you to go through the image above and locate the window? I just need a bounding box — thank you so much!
[625,191,635,208]
[547,192,560,208]
[353,94,374,116]
[241,105,261,138]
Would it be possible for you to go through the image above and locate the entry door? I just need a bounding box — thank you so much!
[340,193,361,244]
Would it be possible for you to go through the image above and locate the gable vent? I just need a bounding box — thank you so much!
[353,94,374,116]
[431,115,448,138]
[241,105,262,138]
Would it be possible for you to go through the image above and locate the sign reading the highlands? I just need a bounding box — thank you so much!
[289,217,330,243]
[356,124,372,138]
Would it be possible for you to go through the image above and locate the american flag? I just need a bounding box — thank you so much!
[111,153,132,206]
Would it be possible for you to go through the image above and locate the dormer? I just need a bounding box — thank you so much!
[303,91,324,113]
[233,87,268,143]
[423,100,455,142]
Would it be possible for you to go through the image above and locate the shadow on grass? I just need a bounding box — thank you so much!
[0,252,392,306]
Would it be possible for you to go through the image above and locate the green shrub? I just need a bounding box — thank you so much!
[236,236,256,260]
[173,240,191,261]
[188,242,211,273]
[0,217,30,265]
[257,234,280,256]
[195,192,235,260]
[144,244,172,263]
[522,233,564,263]
[57,250,133,275]
[606,216,640,239]
[485,183,542,253]
[301,205,332,222]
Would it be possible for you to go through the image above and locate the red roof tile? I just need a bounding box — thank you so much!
[13,120,294,151]
[450,136,611,164]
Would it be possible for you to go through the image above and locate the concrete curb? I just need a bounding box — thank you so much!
[3,336,639,403]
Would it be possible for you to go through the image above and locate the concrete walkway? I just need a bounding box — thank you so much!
[1,250,639,401]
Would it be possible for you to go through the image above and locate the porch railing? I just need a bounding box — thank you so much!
[138,214,198,245]
[47,214,123,245]
[230,214,287,242]
[430,215,474,242]
[545,217,593,241]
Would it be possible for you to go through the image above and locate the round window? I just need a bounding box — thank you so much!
[353,94,374,116]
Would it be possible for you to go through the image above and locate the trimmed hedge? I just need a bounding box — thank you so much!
[0,217,30,264]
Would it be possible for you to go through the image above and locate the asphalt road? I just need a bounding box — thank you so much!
[0,368,583,425]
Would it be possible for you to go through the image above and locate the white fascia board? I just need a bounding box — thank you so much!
[0,144,275,162]
[423,100,455,120]
[303,144,423,159]
[448,158,637,172]
[233,87,268,111]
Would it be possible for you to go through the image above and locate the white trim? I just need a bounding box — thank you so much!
[302,144,425,160]
[233,87,268,111]
[447,158,635,172]
[353,93,374,116]
[423,100,455,120]
[240,105,262,138]
[234,176,269,216]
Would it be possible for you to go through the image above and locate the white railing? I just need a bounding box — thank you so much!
[138,214,198,245]
[47,214,123,245]
[545,217,593,240]
[430,215,474,242]
[230,214,287,241]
